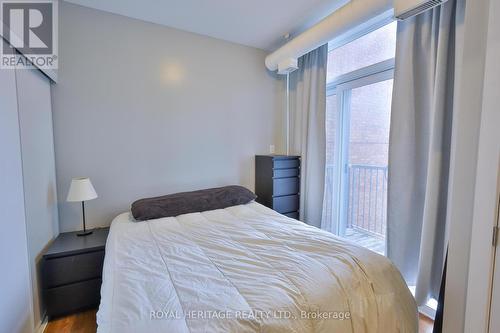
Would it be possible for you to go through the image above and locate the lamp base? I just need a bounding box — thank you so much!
[77,230,93,237]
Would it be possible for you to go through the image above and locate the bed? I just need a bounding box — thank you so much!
[97,201,417,332]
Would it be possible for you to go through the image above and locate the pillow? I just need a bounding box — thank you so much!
[131,185,257,221]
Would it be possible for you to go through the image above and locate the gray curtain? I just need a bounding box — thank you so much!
[387,0,456,305]
[289,45,328,228]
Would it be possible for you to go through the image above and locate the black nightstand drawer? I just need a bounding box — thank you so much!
[44,250,105,288]
[45,278,102,318]
[273,168,299,178]
[273,194,299,214]
[273,177,300,196]
[274,159,300,169]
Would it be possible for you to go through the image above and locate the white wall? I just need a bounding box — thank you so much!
[0,64,35,333]
[443,0,491,331]
[52,2,284,231]
[463,0,500,330]
[17,68,59,330]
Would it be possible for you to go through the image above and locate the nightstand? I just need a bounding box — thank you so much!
[42,227,109,318]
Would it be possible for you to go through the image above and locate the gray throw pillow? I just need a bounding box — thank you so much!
[131,185,257,221]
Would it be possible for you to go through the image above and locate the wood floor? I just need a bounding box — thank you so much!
[45,310,97,333]
[44,309,434,333]
[419,314,434,333]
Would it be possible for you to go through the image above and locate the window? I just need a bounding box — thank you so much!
[327,22,397,81]
[323,21,397,255]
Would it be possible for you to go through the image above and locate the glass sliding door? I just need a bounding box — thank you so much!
[325,73,393,255]
[344,77,393,254]
[323,21,396,255]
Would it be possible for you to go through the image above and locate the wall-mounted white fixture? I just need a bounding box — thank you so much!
[394,0,448,20]
[277,58,298,75]
[265,0,393,72]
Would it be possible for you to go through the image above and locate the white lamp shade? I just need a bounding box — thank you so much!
[66,177,98,202]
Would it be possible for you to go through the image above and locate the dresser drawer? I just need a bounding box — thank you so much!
[273,168,299,178]
[273,177,300,196]
[273,159,300,169]
[284,211,299,220]
[45,278,102,318]
[43,250,105,288]
[273,195,299,214]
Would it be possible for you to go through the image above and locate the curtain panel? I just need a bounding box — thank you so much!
[289,44,328,228]
[387,0,457,305]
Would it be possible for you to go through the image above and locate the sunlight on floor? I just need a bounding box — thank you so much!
[343,227,385,255]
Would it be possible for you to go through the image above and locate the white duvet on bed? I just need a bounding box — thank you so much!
[97,202,417,333]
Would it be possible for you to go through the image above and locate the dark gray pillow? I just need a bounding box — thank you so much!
[131,185,257,221]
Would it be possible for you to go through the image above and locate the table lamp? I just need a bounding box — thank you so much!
[67,177,98,236]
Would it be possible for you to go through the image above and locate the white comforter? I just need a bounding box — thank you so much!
[97,202,417,333]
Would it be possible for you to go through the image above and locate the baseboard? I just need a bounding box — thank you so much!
[419,303,436,320]
[36,314,48,333]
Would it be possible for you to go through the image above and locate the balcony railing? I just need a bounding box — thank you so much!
[348,164,388,236]
[324,164,388,237]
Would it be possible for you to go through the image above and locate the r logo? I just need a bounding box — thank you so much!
[2,1,53,55]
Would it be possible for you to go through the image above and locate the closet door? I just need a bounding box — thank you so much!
[16,66,59,326]
[0,64,35,332]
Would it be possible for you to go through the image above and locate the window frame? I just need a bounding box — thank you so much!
[327,9,394,51]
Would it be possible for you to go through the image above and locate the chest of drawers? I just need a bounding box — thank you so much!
[255,155,301,219]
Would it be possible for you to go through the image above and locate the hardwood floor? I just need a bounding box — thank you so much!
[44,309,97,333]
[419,313,434,333]
[45,309,434,333]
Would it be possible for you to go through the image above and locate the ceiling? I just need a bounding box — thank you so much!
[63,0,349,51]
